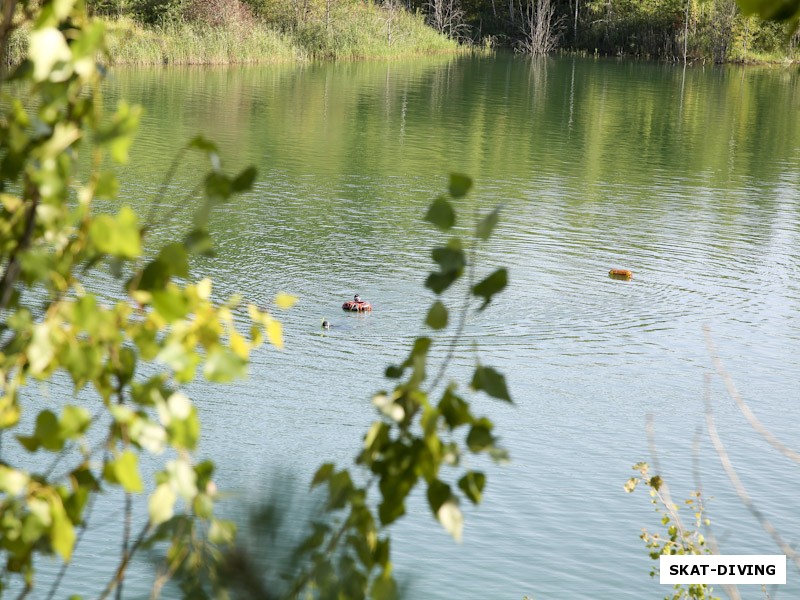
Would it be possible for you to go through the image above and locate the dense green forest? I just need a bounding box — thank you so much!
[81,0,800,62]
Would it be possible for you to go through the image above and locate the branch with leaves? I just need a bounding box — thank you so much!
[0,2,290,596]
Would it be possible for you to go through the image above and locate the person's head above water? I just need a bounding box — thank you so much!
[322,320,331,329]
[354,294,361,302]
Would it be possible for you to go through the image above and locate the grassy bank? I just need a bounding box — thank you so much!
[104,18,302,65]
[4,2,460,66]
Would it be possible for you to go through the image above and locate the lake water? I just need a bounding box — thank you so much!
[25,54,800,598]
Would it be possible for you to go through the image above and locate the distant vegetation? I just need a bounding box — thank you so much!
[98,0,800,64]
[99,0,458,64]
[5,0,797,64]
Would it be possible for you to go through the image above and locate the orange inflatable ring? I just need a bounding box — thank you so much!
[342,300,372,312]
[609,268,633,279]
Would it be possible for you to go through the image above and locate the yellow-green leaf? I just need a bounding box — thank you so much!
[275,292,298,309]
[111,451,143,493]
[149,483,176,526]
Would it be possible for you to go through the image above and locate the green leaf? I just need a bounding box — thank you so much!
[95,171,119,199]
[107,451,143,493]
[151,287,190,322]
[737,0,800,23]
[438,387,473,429]
[458,471,486,504]
[471,268,508,310]
[208,519,236,545]
[34,410,62,451]
[149,483,176,526]
[466,423,494,452]
[205,172,232,203]
[184,229,214,256]
[425,301,448,330]
[476,207,500,240]
[425,271,459,295]
[311,463,335,488]
[327,471,354,510]
[231,166,257,192]
[59,406,91,439]
[431,242,465,274]
[385,365,404,379]
[50,505,76,561]
[203,348,247,383]
[159,243,189,278]
[167,407,200,451]
[424,196,455,231]
[426,480,451,514]
[471,365,511,402]
[448,173,472,198]
[188,135,218,153]
[89,207,141,258]
[436,499,463,542]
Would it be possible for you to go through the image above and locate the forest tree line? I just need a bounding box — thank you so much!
[85,0,800,61]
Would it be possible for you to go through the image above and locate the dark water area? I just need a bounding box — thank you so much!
[21,54,800,598]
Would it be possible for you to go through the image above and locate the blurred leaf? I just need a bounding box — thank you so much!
[312,463,335,488]
[188,135,218,153]
[425,270,459,295]
[426,480,451,514]
[458,471,486,504]
[466,423,494,452]
[476,207,500,240]
[205,172,231,203]
[431,242,465,274]
[471,268,508,310]
[436,499,463,542]
[424,196,455,231]
[107,451,143,493]
[94,171,118,199]
[89,206,141,258]
[448,173,472,198]
[50,506,76,561]
[184,228,214,256]
[231,166,257,192]
[737,0,800,24]
[425,301,448,330]
[438,387,473,429]
[275,292,298,309]
[59,405,91,439]
[149,483,176,525]
[204,348,247,383]
[471,365,511,402]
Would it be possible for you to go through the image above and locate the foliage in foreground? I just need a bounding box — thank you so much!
[0,1,290,596]
[0,2,510,598]
[626,463,720,600]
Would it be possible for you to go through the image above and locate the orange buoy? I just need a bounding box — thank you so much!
[342,294,372,312]
[609,268,633,280]
[342,300,372,312]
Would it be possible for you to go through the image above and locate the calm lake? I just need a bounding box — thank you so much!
[31,54,800,598]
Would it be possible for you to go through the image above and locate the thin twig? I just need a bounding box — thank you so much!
[96,520,151,600]
[45,490,99,600]
[116,493,133,600]
[13,583,31,600]
[0,186,40,310]
[704,325,800,465]
[693,399,740,600]
[704,377,800,571]
[144,147,189,229]
[428,233,478,396]
[645,414,686,538]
